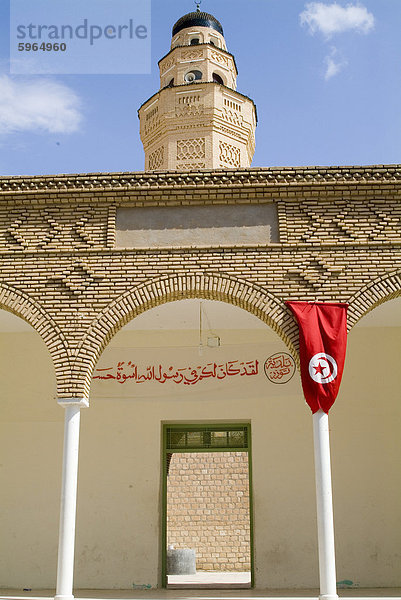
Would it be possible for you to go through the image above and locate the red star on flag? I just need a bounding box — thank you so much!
[314,362,326,376]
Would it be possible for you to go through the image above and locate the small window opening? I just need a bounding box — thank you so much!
[184,69,202,83]
[190,38,200,45]
[213,72,224,85]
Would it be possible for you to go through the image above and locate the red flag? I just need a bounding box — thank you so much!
[286,301,348,414]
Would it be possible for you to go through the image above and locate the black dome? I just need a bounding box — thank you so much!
[172,11,224,37]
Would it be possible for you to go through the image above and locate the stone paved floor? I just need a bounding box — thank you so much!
[0,588,400,600]
[167,571,251,587]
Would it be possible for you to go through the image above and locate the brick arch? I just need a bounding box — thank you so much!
[347,269,401,329]
[77,273,296,400]
[0,282,71,389]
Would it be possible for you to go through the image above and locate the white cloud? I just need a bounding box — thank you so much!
[300,2,375,37]
[324,47,348,79]
[0,76,82,136]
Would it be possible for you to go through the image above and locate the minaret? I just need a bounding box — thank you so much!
[138,8,257,171]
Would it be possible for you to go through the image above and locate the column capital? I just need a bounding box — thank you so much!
[57,397,89,409]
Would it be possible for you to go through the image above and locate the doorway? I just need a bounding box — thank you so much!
[162,424,253,588]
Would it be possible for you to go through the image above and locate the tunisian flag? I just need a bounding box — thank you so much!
[286,301,348,414]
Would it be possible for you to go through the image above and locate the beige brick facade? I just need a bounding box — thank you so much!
[0,165,400,402]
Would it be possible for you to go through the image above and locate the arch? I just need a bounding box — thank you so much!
[184,69,202,83]
[0,282,69,373]
[78,273,298,397]
[347,269,401,330]
[188,32,204,45]
[212,72,224,85]
[0,284,76,402]
[209,34,221,48]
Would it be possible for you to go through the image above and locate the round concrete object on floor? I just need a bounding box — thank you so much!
[167,548,196,575]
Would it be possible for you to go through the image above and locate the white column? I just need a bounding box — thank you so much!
[55,398,89,600]
[313,409,338,600]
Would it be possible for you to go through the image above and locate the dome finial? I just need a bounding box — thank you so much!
[195,0,201,12]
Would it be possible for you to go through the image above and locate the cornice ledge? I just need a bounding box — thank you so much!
[1,165,401,194]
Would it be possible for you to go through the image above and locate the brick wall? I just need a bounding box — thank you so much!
[167,451,251,571]
[0,166,400,400]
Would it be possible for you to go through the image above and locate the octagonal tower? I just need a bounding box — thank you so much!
[138,9,257,171]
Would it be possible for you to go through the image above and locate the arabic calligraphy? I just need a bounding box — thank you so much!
[93,359,259,385]
[264,353,295,384]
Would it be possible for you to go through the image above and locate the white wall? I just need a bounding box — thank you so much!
[0,331,61,589]
[1,303,400,590]
[332,325,401,587]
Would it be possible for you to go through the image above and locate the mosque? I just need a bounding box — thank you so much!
[0,7,400,599]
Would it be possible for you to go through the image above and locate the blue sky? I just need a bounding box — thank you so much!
[0,0,400,176]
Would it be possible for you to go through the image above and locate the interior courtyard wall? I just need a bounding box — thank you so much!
[74,323,317,589]
[77,317,400,589]
[0,315,400,589]
[166,451,251,571]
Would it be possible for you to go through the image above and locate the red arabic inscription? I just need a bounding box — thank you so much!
[93,359,259,385]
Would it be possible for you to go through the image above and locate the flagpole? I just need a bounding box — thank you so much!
[313,409,338,600]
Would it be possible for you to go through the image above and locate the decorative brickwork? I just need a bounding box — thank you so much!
[219,141,241,167]
[2,165,400,192]
[222,108,243,126]
[223,99,242,112]
[177,95,202,105]
[211,50,231,68]
[287,199,401,244]
[177,138,206,161]
[160,57,175,74]
[175,105,205,118]
[148,146,164,170]
[144,117,160,137]
[175,162,206,170]
[167,452,250,571]
[0,205,107,250]
[181,49,203,60]
[0,166,400,401]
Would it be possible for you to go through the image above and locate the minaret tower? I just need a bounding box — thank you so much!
[138,7,257,171]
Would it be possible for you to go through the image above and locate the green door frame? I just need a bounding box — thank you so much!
[161,423,254,588]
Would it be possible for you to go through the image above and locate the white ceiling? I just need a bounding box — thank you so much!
[121,297,401,330]
[354,297,401,328]
[125,299,266,330]
[0,297,399,333]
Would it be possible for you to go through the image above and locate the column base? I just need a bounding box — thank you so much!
[319,595,339,600]
[55,594,74,600]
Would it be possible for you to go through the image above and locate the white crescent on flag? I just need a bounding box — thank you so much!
[308,352,338,384]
